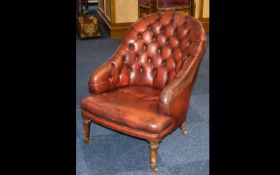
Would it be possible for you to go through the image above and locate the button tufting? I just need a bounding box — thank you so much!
[129,44,134,50]
[142,44,147,51]
[166,38,169,44]
[148,58,152,62]
[153,69,157,75]
[138,34,142,39]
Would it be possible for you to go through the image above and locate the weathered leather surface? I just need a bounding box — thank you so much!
[81,87,171,134]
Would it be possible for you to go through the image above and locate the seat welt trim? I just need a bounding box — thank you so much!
[81,108,162,136]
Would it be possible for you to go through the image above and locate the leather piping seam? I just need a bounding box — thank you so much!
[89,81,108,85]
[163,72,193,104]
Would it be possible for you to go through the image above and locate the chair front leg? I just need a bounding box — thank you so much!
[149,140,159,173]
[82,116,92,144]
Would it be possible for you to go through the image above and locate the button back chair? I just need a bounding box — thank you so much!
[80,12,207,172]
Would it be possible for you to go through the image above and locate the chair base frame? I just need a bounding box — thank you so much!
[82,114,188,172]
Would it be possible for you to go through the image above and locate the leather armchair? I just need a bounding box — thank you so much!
[80,12,206,172]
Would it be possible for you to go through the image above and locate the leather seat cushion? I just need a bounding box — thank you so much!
[81,87,171,134]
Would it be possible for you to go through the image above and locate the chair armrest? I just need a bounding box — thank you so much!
[159,32,207,124]
[88,51,125,94]
[88,59,113,94]
[158,55,203,126]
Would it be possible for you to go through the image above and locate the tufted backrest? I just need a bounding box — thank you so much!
[95,12,206,91]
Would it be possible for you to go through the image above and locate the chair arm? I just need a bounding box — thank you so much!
[158,55,202,126]
[88,51,126,94]
[159,32,207,124]
[88,59,113,94]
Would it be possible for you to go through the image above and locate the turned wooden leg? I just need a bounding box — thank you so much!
[82,116,92,144]
[149,141,159,173]
[180,122,188,135]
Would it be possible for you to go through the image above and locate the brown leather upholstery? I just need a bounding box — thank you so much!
[81,12,206,141]
[81,87,171,134]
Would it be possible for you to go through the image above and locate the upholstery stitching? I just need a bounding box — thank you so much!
[82,109,160,136]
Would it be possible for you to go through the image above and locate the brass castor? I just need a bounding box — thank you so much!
[150,164,159,173]
[180,122,188,135]
[84,137,92,144]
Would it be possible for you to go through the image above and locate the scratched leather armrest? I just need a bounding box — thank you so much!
[88,58,115,94]
[88,52,126,94]
[158,55,202,125]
